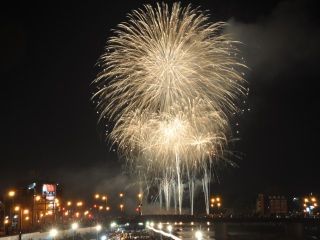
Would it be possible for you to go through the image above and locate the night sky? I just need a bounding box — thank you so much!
[1,0,319,201]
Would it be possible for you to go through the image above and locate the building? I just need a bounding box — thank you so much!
[269,195,288,215]
[256,194,265,216]
[256,194,288,216]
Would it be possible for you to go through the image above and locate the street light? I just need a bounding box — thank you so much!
[96,224,102,240]
[96,224,102,231]
[8,190,16,227]
[195,230,203,240]
[167,225,172,233]
[120,204,124,212]
[71,223,78,240]
[14,206,27,240]
[303,194,318,216]
[101,235,107,240]
[95,194,100,199]
[8,191,15,197]
[49,228,58,240]
[71,222,78,230]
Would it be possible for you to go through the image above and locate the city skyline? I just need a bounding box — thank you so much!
[1,0,320,202]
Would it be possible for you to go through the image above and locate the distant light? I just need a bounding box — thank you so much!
[138,222,144,226]
[110,222,117,228]
[195,230,203,240]
[101,235,107,240]
[49,228,58,238]
[96,224,102,232]
[8,191,15,197]
[167,225,172,232]
[158,223,163,229]
[28,183,36,190]
[150,222,154,227]
[71,223,79,230]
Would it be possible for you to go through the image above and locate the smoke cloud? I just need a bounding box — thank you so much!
[226,1,320,82]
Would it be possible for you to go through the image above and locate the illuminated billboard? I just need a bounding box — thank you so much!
[42,184,56,200]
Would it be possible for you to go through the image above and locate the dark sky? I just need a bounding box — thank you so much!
[1,0,319,200]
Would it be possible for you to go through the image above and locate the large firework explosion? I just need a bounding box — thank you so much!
[93,2,247,214]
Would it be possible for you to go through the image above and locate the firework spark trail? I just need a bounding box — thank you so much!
[93,2,247,214]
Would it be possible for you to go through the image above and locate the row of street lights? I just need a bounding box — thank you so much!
[49,223,103,240]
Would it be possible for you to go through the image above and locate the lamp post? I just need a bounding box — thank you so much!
[71,222,78,240]
[96,224,102,240]
[303,194,318,216]
[14,206,29,240]
[120,204,124,213]
[137,193,143,215]
[7,190,15,230]
[102,196,107,208]
[210,196,222,215]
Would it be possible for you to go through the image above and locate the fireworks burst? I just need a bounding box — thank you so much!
[93,2,247,214]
